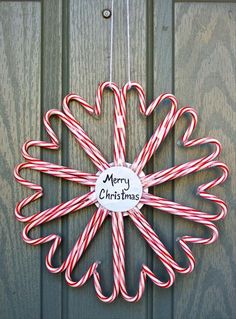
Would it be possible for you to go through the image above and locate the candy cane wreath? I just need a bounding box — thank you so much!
[14,82,228,303]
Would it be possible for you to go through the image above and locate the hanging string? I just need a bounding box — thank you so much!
[126,0,131,83]
[109,0,131,83]
[109,0,114,83]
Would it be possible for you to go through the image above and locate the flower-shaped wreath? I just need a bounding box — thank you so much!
[14,82,228,303]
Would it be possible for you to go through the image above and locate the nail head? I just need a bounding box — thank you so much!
[102,9,112,19]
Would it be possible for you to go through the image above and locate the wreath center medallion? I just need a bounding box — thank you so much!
[94,165,143,212]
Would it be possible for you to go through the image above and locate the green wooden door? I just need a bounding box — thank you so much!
[0,1,235,318]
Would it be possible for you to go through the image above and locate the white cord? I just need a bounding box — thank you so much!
[126,0,131,83]
[109,0,131,83]
[109,0,114,83]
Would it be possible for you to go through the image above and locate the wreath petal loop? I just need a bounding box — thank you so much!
[14,81,228,302]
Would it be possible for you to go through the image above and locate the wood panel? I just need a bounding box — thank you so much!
[0,2,41,318]
[66,0,148,318]
[174,3,236,319]
[40,0,62,318]
[152,1,174,318]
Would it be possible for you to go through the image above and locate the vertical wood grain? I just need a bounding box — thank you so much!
[40,0,62,318]
[0,2,41,318]
[152,1,174,318]
[174,3,236,319]
[66,1,114,317]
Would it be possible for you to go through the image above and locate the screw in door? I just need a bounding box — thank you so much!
[102,9,112,19]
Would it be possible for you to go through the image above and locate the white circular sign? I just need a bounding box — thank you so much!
[95,166,142,212]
